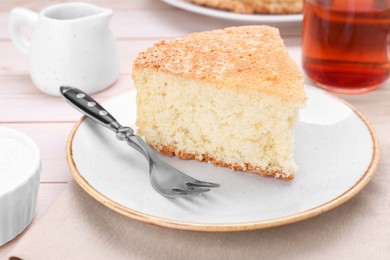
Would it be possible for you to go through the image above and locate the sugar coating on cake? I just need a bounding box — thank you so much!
[133,26,306,179]
[134,26,305,103]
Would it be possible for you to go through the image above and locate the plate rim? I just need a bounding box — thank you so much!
[161,0,303,23]
[66,87,380,232]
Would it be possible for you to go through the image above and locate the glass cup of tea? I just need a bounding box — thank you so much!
[302,0,390,94]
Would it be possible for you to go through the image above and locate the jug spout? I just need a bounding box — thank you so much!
[42,2,112,22]
[100,7,113,18]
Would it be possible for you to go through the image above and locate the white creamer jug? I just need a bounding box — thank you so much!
[9,2,119,96]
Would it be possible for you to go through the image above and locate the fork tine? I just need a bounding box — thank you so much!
[187,180,220,188]
[173,187,210,194]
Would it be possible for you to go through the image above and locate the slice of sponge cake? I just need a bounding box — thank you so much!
[132,26,306,179]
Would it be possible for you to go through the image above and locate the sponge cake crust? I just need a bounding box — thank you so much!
[133,26,306,103]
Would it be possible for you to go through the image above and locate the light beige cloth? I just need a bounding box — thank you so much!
[9,178,390,260]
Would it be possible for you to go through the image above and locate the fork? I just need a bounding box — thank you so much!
[60,86,219,198]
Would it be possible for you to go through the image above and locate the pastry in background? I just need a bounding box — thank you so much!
[189,0,303,14]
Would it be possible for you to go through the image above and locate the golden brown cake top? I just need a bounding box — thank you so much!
[133,26,306,102]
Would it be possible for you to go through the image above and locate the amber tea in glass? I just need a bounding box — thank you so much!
[302,0,390,94]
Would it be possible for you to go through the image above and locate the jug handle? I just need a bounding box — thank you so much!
[9,8,38,55]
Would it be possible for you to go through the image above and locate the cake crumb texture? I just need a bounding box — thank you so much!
[134,69,301,179]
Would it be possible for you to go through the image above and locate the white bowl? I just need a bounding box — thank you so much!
[0,127,41,246]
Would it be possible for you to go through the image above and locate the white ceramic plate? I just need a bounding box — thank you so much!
[161,0,303,23]
[67,86,379,232]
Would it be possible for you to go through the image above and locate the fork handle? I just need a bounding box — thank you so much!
[60,86,121,133]
[60,86,147,157]
[60,86,155,169]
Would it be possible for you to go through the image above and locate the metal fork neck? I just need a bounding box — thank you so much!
[112,123,134,140]
[109,121,121,132]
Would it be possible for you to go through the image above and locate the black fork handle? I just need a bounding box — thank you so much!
[60,86,121,133]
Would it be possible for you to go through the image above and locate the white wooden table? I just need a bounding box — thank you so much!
[0,0,389,258]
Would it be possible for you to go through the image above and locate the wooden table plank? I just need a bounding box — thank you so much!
[0,75,134,122]
[0,37,302,76]
[340,84,390,125]
[0,183,67,259]
[0,8,302,40]
[0,40,158,76]
[0,0,168,12]
[0,74,133,96]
